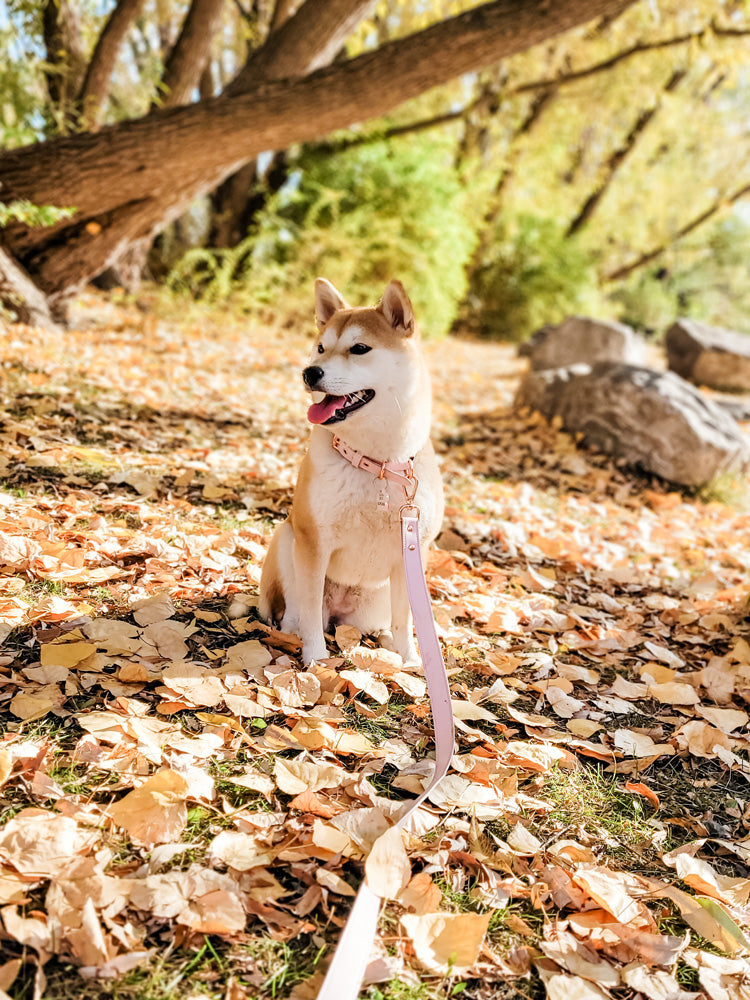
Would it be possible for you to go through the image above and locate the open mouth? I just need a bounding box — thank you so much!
[307,389,375,425]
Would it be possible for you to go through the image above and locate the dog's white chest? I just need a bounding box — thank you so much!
[313,460,406,587]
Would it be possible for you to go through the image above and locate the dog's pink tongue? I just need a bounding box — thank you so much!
[307,395,344,424]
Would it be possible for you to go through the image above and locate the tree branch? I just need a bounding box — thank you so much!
[566,65,686,238]
[604,180,750,283]
[311,17,750,157]
[78,0,149,130]
[227,0,378,92]
[0,0,638,299]
[41,0,86,130]
[511,20,750,95]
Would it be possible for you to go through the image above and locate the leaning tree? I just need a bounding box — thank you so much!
[0,0,636,325]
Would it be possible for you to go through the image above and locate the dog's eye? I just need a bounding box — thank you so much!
[350,343,372,355]
[317,344,324,354]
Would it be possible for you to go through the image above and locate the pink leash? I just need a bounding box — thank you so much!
[317,445,456,1000]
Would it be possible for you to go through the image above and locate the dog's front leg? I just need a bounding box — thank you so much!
[387,561,419,667]
[293,535,329,664]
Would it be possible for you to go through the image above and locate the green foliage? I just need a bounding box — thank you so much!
[0,199,75,228]
[168,135,477,337]
[611,213,750,335]
[0,2,47,147]
[465,214,602,341]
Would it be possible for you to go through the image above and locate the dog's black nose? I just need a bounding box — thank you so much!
[303,365,324,388]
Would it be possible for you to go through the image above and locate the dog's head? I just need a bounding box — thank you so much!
[303,279,430,456]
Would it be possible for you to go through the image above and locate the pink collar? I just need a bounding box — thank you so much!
[331,434,417,499]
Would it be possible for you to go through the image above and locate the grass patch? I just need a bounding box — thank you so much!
[697,472,750,509]
[341,695,411,745]
[536,764,663,866]
[367,981,467,1000]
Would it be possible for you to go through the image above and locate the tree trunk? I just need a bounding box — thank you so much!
[208,0,377,251]
[208,163,260,248]
[157,0,226,108]
[0,0,636,309]
[78,0,149,130]
[102,0,226,290]
[41,0,86,131]
[0,250,62,332]
[453,85,557,334]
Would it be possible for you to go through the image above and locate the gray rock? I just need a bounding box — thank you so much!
[515,362,749,487]
[666,319,750,392]
[712,396,750,422]
[523,316,646,370]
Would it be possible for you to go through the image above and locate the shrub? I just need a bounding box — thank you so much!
[462,214,602,341]
[167,134,477,337]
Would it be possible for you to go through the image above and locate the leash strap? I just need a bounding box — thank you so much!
[317,510,455,999]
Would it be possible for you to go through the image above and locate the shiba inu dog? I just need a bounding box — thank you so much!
[259,278,444,665]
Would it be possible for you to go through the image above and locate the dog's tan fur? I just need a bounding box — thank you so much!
[259,279,444,664]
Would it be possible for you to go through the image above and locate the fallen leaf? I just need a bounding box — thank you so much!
[108,770,189,847]
[273,758,347,795]
[401,911,490,974]
[365,825,411,899]
[624,781,660,810]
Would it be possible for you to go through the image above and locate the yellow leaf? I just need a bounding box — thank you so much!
[365,825,411,899]
[315,869,357,896]
[270,669,321,708]
[161,662,225,707]
[40,641,96,668]
[398,872,442,914]
[274,758,346,795]
[208,831,276,871]
[179,889,246,933]
[108,770,189,847]
[0,808,97,877]
[0,749,12,789]
[401,911,489,974]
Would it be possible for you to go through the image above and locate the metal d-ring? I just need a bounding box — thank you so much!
[400,503,421,519]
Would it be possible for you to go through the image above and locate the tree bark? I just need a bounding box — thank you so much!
[0,0,636,306]
[0,249,62,332]
[157,0,226,108]
[78,0,149,130]
[228,0,378,92]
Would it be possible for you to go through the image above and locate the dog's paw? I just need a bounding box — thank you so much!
[302,640,329,664]
[400,644,420,668]
[380,632,419,667]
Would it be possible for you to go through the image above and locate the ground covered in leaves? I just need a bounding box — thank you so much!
[0,294,749,1000]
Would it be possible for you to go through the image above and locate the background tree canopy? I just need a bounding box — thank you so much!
[2,0,750,337]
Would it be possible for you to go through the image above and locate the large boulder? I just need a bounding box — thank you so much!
[521,316,646,370]
[666,319,750,392]
[515,362,750,487]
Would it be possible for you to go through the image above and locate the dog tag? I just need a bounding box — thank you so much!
[376,484,389,510]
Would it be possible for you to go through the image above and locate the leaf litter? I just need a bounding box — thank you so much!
[0,294,749,999]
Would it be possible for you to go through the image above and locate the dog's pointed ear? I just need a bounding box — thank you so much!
[315,278,348,330]
[378,280,415,335]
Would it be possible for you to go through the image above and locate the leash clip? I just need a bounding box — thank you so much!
[400,467,419,517]
[402,465,418,502]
